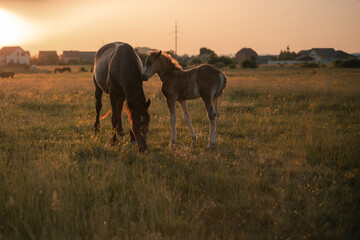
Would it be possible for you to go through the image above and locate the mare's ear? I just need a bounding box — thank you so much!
[156,50,162,58]
[146,99,151,109]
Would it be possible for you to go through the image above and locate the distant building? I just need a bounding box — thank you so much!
[294,55,315,61]
[306,48,353,63]
[258,55,276,64]
[62,51,96,64]
[62,51,80,63]
[309,48,336,62]
[235,48,258,63]
[79,51,96,64]
[38,51,59,65]
[0,46,30,66]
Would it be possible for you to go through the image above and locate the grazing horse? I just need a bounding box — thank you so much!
[93,42,151,152]
[142,51,226,150]
[0,71,15,78]
[54,68,64,74]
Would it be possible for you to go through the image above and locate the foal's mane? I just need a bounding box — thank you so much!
[151,51,183,71]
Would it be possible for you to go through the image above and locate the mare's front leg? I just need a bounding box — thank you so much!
[130,130,136,145]
[179,100,197,147]
[202,96,218,150]
[94,78,103,134]
[109,90,125,145]
[167,98,177,147]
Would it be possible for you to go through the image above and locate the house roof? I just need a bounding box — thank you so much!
[335,50,353,59]
[298,50,311,56]
[235,48,258,58]
[311,48,336,59]
[63,51,80,58]
[0,46,23,56]
[39,51,58,57]
[294,55,315,61]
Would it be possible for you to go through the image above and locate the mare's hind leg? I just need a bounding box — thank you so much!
[179,100,197,147]
[94,79,103,134]
[202,96,218,150]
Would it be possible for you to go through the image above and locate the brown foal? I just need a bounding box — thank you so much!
[142,50,226,150]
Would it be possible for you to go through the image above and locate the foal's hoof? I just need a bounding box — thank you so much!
[206,143,215,151]
[168,140,176,148]
[130,140,137,146]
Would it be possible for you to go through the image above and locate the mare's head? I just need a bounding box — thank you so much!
[142,50,182,81]
[129,99,151,152]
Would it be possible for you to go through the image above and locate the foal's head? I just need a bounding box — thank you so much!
[142,50,182,81]
[129,99,151,152]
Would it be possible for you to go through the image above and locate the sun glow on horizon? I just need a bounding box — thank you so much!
[0,8,38,47]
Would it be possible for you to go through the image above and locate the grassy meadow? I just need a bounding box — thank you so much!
[0,65,359,239]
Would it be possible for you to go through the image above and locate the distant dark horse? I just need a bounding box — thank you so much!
[0,71,15,78]
[93,42,150,152]
[54,67,71,74]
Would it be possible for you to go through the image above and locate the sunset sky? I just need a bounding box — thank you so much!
[1,0,359,56]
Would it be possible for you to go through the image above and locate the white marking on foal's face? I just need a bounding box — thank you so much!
[140,115,144,122]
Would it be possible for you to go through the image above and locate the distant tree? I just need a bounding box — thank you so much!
[334,58,360,68]
[206,53,235,68]
[206,52,219,65]
[241,55,258,68]
[200,47,215,56]
[189,56,202,65]
[278,46,297,60]
[175,54,191,69]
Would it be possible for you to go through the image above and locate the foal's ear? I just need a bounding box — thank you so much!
[146,99,151,109]
[156,50,162,58]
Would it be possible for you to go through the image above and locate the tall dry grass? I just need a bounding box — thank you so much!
[0,66,359,239]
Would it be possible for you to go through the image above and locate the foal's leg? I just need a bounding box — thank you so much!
[94,79,103,134]
[179,100,197,147]
[202,97,217,150]
[167,98,177,146]
[212,97,219,129]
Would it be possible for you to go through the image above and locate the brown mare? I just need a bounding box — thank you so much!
[142,51,226,150]
[93,42,151,152]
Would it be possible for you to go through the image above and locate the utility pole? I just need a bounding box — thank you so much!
[171,21,181,56]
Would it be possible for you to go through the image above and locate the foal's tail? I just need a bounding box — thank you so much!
[100,109,112,120]
[215,73,227,97]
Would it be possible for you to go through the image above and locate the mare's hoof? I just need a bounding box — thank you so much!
[130,140,137,146]
[206,143,215,151]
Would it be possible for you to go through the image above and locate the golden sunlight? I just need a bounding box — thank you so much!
[0,8,35,46]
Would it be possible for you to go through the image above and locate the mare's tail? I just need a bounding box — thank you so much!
[215,73,227,97]
[100,109,112,120]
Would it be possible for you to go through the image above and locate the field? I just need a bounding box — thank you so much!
[0,65,359,239]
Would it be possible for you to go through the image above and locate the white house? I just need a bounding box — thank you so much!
[0,46,30,66]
